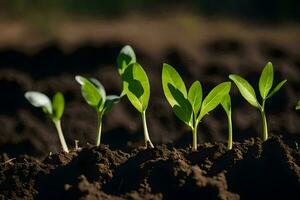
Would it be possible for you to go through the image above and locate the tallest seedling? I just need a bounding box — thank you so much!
[229,62,287,141]
[117,45,154,148]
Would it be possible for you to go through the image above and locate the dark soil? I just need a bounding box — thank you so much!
[0,136,299,200]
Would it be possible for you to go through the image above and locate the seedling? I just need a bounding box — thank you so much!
[75,76,120,146]
[25,91,69,152]
[296,100,300,110]
[221,94,233,150]
[229,62,287,141]
[117,46,154,148]
[162,63,231,151]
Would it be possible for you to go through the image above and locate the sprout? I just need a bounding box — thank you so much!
[162,63,231,151]
[117,45,154,148]
[25,91,69,153]
[221,94,233,150]
[75,76,120,146]
[229,62,287,141]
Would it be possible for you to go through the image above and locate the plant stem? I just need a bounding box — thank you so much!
[141,111,154,148]
[53,120,69,153]
[227,113,233,150]
[260,101,268,141]
[96,112,103,146]
[260,110,268,141]
[192,126,198,151]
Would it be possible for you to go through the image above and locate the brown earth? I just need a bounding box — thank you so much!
[0,136,299,200]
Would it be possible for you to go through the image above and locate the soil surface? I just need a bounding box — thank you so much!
[0,136,299,200]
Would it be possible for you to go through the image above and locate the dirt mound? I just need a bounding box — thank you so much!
[0,136,299,200]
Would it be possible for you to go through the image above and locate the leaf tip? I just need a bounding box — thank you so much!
[75,75,84,85]
[228,74,235,80]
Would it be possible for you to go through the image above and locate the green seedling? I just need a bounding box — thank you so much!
[25,91,69,153]
[229,62,287,141]
[75,76,120,146]
[122,62,154,148]
[221,94,233,150]
[162,63,231,151]
[296,101,300,110]
[117,45,154,148]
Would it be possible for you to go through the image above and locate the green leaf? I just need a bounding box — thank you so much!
[188,81,202,117]
[103,95,120,114]
[221,94,231,116]
[266,80,287,99]
[117,45,136,75]
[198,82,231,120]
[168,84,193,127]
[229,74,260,108]
[259,62,274,99]
[75,75,103,109]
[173,105,193,127]
[123,63,150,112]
[52,92,65,120]
[162,63,187,107]
[88,78,106,101]
[25,91,52,114]
[296,100,300,110]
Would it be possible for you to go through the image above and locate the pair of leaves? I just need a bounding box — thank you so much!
[117,45,150,113]
[117,46,153,148]
[25,91,65,121]
[75,76,120,114]
[117,45,136,97]
[162,63,231,128]
[229,62,286,109]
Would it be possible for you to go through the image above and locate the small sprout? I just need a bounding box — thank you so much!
[295,100,300,110]
[117,46,154,148]
[75,76,120,146]
[122,62,154,148]
[221,94,233,150]
[162,63,231,150]
[229,62,287,141]
[25,91,69,153]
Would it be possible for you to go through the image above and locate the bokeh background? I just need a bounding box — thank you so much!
[0,0,299,157]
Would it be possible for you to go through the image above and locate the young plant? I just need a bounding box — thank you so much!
[75,76,120,146]
[162,63,231,151]
[25,91,69,153]
[117,46,154,148]
[221,94,233,150]
[296,100,300,110]
[229,62,287,141]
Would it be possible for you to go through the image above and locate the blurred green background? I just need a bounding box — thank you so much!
[0,0,299,22]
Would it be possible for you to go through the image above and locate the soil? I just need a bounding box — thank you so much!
[0,15,300,199]
[0,136,299,200]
